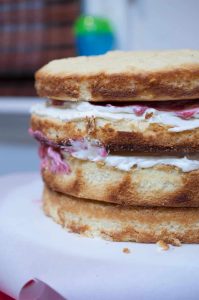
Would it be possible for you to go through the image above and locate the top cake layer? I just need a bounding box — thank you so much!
[35,49,199,102]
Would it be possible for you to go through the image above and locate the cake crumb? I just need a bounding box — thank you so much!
[123,247,130,254]
[145,112,153,119]
[171,238,182,247]
[97,161,105,167]
[156,240,170,251]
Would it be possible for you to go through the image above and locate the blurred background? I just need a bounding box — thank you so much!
[0,0,198,175]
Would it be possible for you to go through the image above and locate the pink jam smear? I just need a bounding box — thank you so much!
[50,99,199,120]
[39,145,71,174]
[29,129,108,174]
[105,101,199,119]
[174,108,199,120]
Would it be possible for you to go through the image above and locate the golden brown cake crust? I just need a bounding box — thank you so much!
[42,156,199,207]
[35,50,199,102]
[43,185,199,244]
[31,114,199,153]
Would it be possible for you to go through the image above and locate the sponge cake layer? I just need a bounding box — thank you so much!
[43,185,199,243]
[35,50,199,102]
[42,154,199,207]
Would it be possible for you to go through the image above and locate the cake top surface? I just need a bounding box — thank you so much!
[35,49,199,102]
[37,49,199,76]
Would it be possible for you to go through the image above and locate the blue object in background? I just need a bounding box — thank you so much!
[76,33,114,56]
[74,15,115,56]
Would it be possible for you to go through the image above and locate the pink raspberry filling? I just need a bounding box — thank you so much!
[29,129,108,174]
[39,145,71,174]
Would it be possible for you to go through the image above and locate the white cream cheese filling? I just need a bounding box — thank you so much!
[31,129,199,173]
[62,145,199,172]
[31,101,199,132]
[103,155,199,172]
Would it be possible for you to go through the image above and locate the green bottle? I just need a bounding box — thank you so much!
[74,15,115,55]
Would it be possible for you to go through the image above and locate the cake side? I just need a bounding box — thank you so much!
[43,185,199,244]
[31,113,199,153]
[42,156,199,207]
[35,50,199,101]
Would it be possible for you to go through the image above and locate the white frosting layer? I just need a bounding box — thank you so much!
[104,155,199,172]
[31,102,199,133]
[64,150,199,172]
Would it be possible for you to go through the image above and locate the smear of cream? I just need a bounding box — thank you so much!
[31,130,199,173]
[31,101,199,132]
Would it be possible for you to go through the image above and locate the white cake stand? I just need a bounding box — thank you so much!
[0,173,199,300]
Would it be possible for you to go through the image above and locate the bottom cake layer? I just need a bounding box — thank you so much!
[43,185,199,244]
